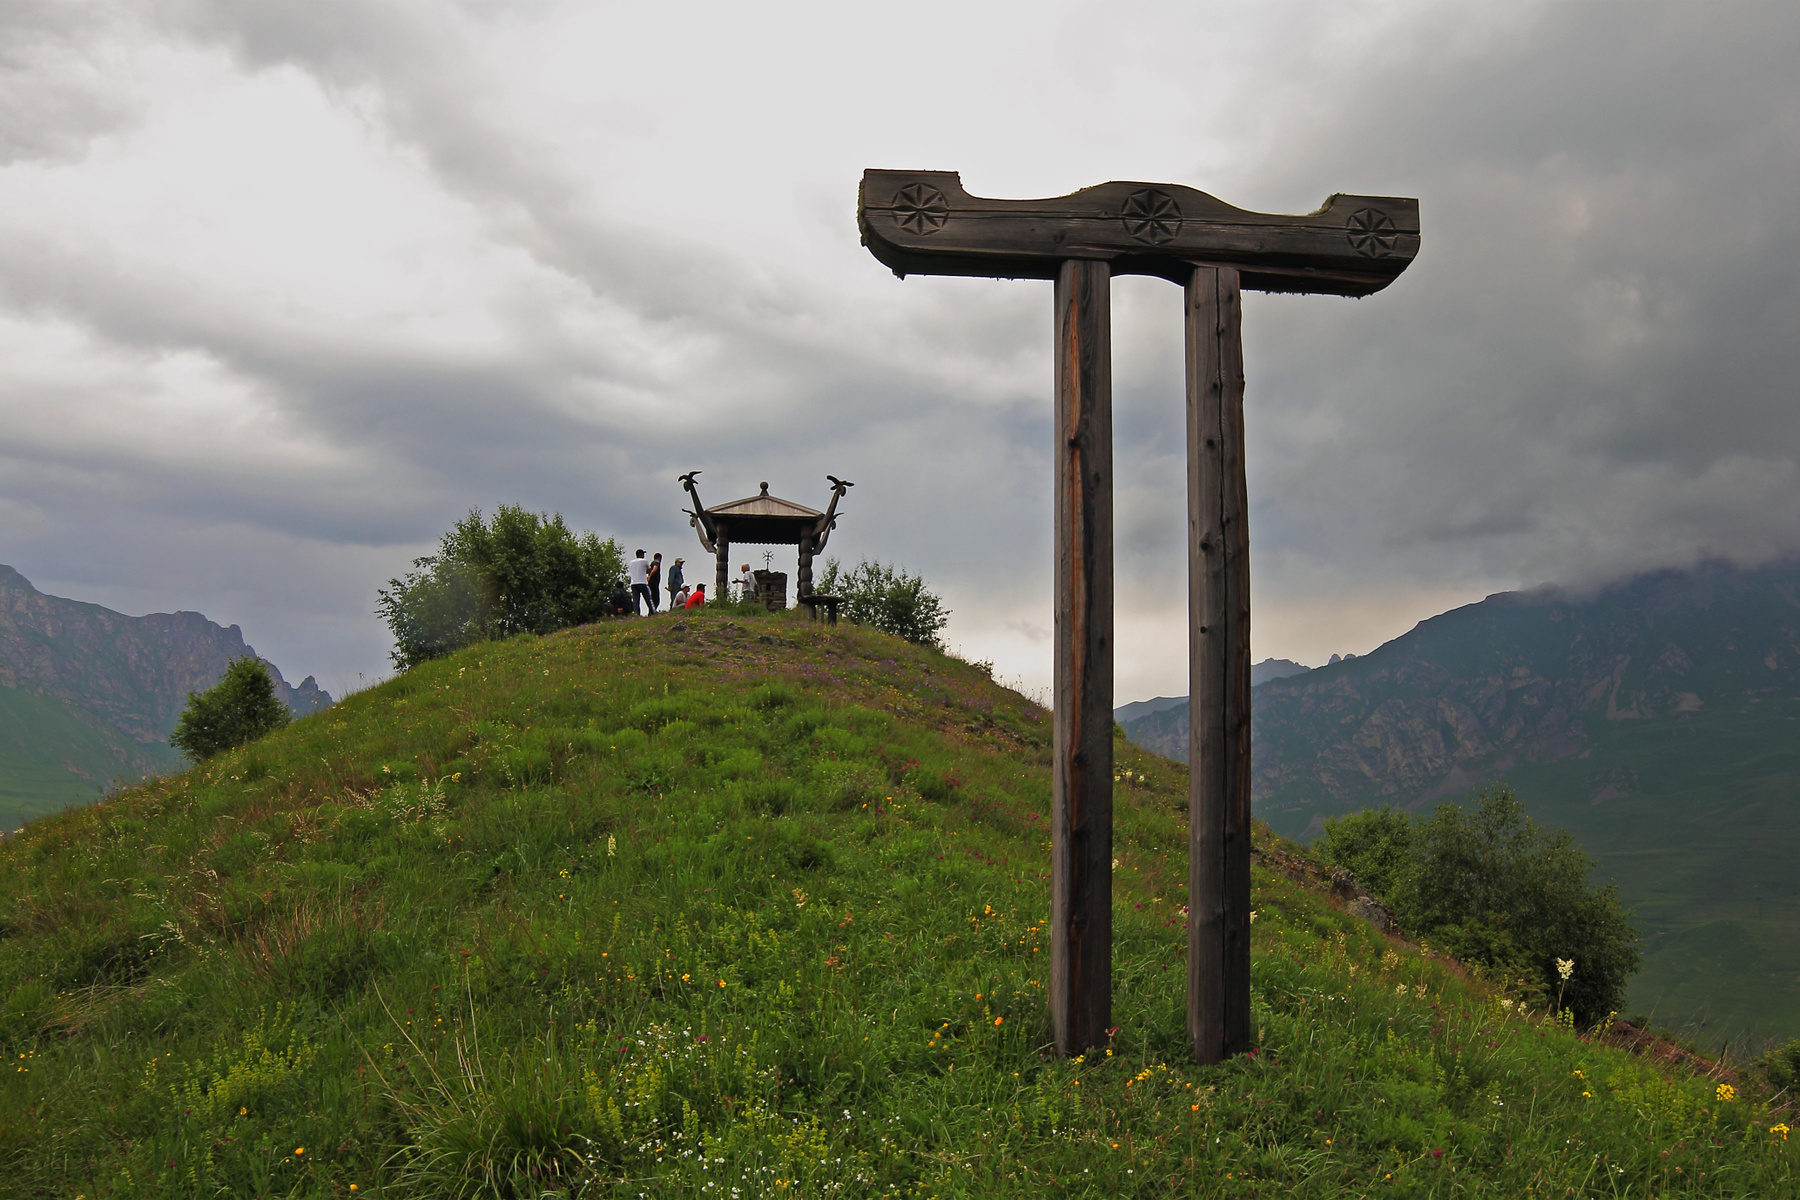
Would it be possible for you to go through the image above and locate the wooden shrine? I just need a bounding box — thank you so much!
[679,473,853,602]
[858,170,1419,1063]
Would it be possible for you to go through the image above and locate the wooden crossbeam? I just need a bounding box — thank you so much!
[858,170,1418,1061]
[860,170,1418,295]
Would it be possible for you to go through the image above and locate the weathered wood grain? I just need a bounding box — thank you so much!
[1050,258,1115,1057]
[1185,265,1253,1064]
[860,171,1419,295]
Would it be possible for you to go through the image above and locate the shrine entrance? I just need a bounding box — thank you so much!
[678,474,853,607]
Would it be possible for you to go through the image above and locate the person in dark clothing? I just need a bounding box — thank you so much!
[647,553,663,613]
[667,557,685,610]
[606,582,632,616]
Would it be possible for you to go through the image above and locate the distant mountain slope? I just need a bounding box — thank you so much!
[0,565,330,825]
[1119,658,1312,758]
[1108,658,1310,741]
[1249,562,1800,820]
[1121,560,1800,1044]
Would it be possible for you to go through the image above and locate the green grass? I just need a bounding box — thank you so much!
[2,608,1795,1196]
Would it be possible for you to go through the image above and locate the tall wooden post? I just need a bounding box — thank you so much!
[1185,265,1253,1063]
[716,536,731,600]
[858,169,1417,1061]
[1050,258,1115,1056]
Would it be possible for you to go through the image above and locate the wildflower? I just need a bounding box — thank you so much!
[994,1017,1003,1026]
[607,835,617,857]
[1771,1123,1790,1142]
[295,1147,305,1156]
[1717,1083,1737,1104]
[1556,958,1575,982]
[718,980,726,988]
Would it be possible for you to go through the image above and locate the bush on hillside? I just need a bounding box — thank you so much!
[816,557,950,647]
[168,656,291,762]
[378,505,625,669]
[1316,785,1641,1025]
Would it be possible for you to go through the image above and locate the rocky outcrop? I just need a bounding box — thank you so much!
[1122,560,1800,822]
[0,564,332,744]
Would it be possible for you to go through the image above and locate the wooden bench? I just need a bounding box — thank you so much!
[797,594,842,625]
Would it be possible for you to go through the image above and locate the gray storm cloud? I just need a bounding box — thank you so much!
[0,0,1796,701]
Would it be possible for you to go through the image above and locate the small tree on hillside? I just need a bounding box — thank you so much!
[378,505,626,669]
[169,656,291,762]
[1317,785,1641,1025]
[817,557,950,647]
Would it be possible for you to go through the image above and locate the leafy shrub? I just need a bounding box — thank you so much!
[379,505,625,669]
[1312,805,1415,899]
[816,557,950,647]
[169,656,292,762]
[1316,785,1641,1025]
[1760,1038,1800,1092]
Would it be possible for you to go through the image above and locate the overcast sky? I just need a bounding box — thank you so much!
[3,0,1797,704]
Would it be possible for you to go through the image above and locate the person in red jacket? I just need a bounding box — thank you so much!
[684,584,706,610]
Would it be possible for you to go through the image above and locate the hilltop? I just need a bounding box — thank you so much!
[1125,561,1800,1047]
[0,565,330,826]
[1,607,1793,1196]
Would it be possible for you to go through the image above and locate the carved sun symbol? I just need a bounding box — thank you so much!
[892,184,950,235]
[1345,208,1399,257]
[1120,189,1183,245]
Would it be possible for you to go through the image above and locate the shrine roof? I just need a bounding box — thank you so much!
[706,483,822,521]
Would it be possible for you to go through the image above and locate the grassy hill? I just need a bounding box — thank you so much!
[2,608,1793,1196]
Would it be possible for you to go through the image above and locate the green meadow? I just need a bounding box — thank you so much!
[2,608,1793,1196]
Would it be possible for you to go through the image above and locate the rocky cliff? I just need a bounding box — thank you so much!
[0,565,329,738]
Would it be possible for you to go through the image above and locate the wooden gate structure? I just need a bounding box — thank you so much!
[858,171,1419,1064]
[679,473,853,601]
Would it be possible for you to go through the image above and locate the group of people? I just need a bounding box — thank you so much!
[609,551,761,617]
[620,549,702,614]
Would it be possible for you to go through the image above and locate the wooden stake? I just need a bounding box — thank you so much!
[1185,265,1252,1064]
[1050,258,1115,1056]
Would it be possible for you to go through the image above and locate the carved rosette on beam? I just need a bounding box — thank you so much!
[857,170,1419,1063]
[678,473,853,605]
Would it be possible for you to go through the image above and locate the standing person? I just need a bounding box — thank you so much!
[646,553,663,613]
[667,557,685,610]
[737,562,753,600]
[628,549,652,615]
[685,583,706,610]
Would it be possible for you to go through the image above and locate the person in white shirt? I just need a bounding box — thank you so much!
[736,562,753,600]
[628,549,652,615]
